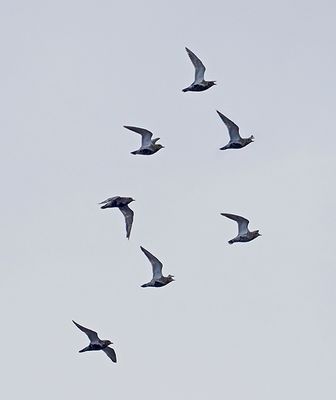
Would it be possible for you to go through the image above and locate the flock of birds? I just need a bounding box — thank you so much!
[73,47,261,364]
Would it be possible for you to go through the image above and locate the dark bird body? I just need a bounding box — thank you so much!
[140,246,174,288]
[221,213,261,244]
[99,196,134,239]
[217,110,254,150]
[72,320,117,363]
[183,47,216,93]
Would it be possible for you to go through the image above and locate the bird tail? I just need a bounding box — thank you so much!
[131,151,137,155]
[182,88,189,92]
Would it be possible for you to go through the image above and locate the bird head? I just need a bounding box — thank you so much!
[104,340,113,346]
[254,230,261,237]
[209,81,216,88]
[167,274,175,283]
[156,144,165,150]
[249,135,255,143]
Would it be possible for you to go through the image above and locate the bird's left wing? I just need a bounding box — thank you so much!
[99,196,119,205]
[221,213,250,235]
[185,47,206,83]
[140,246,163,280]
[72,320,100,343]
[124,126,153,147]
[120,205,134,240]
[216,111,241,141]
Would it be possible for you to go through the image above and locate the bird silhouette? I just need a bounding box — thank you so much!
[217,111,254,150]
[99,196,135,239]
[182,47,216,92]
[124,126,164,155]
[140,246,174,288]
[221,213,261,244]
[72,320,117,363]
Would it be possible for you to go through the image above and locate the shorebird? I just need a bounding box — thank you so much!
[99,196,134,239]
[182,47,216,92]
[140,246,174,288]
[221,213,261,244]
[72,320,117,363]
[217,110,254,150]
[124,126,164,155]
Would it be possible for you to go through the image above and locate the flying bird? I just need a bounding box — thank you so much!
[140,246,174,288]
[182,47,216,92]
[99,196,134,239]
[221,213,261,244]
[72,320,117,363]
[217,110,254,150]
[124,126,164,155]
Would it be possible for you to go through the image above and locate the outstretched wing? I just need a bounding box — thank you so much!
[124,126,153,147]
[120,205,134,239]
[216,111,241,142]
[185,47,206,83]
[221,213,250,235]
[140,246,163,280]
[103,347,117,363]
[99,196,119,205]
[72,320,100,343]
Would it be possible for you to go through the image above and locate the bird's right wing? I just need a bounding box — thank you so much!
[103,347,117,363]
[140,246,163,280]
[221,213,250,235]
[185,47,206,83]
[216,111,241,141]
[120,205,134,239]
[124,126,153,147]
[72,320,100,343]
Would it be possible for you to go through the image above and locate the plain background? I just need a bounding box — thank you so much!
[0,0,335,399]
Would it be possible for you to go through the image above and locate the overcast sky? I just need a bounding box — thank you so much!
[1,0,336,399]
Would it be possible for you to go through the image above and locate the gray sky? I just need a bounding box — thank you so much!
[1,0,335,399]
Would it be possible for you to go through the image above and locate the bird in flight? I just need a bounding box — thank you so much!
[99,196,135,239]
[72,320,117,363]
[217,111,254,150]
[182,47,216,92]
[221,213,261,244]
[124,126,164,155]
[140,246,174,288]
